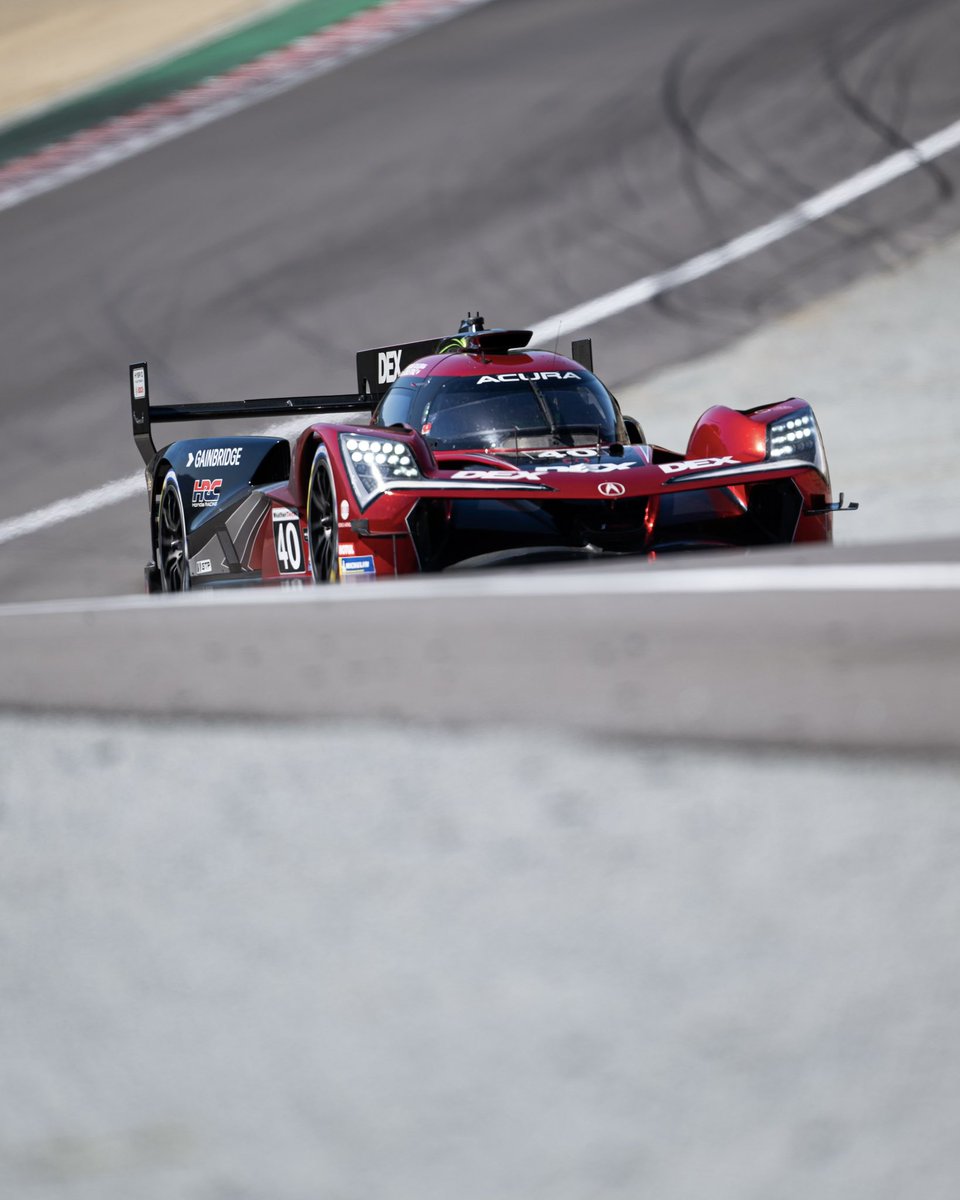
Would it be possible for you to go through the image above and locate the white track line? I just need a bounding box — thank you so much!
[2,116,959,550]
[0,475,144,545]
[0,562,958,619]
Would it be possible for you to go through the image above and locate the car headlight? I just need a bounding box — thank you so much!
[766,407,826,474]
[340,433,422,503]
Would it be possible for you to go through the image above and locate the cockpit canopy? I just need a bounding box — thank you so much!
[374,368,624,451]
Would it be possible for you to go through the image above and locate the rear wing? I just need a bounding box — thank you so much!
[129,362,371,465]
[131,327,597,462]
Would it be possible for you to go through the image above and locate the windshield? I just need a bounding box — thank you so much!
[374,371,623,451]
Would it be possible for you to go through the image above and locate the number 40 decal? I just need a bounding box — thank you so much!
[272,509,305,574]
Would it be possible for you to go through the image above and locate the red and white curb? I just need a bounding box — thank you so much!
[0,0,494,215]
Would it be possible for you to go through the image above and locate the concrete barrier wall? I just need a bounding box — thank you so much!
[3,548,958,754]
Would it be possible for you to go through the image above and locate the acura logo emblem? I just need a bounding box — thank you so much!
[598,481,626,497]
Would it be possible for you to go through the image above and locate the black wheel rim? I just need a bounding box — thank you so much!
[308,453,337,583]
[158,476,190,592]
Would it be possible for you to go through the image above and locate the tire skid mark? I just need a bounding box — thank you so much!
[657,2,959,326]
[658,35,859,328]
[742,7,959,315]
[823,25,954,205]
[665,34,860,243]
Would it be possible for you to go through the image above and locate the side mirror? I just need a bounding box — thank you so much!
[623,415,646,445]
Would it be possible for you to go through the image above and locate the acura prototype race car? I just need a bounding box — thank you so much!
[130,316,857,591]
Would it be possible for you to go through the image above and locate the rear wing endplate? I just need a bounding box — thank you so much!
[129,362,371,465]
[570,339,593,371]
[355,339,439,403]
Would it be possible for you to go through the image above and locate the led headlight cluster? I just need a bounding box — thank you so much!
[767,408,820,464]
[340,434,421,503]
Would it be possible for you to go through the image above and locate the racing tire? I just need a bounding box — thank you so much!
[157,470,191,592]
[306,447,339,584]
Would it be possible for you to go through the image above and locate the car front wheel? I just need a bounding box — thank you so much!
[306,448,339,584]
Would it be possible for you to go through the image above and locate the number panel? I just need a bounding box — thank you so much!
[272,508,307,575]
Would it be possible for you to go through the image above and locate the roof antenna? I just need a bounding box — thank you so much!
[458,312,485,335]
[553,319,563,358]
[456,311,488,360]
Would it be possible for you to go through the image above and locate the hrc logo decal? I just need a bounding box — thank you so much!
[192,478,223,507]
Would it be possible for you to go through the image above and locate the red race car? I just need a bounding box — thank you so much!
[130,315,857,590]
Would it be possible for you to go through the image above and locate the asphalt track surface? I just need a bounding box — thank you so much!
[2,0,960,602]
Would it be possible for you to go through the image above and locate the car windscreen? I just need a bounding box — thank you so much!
[375,372,622,450]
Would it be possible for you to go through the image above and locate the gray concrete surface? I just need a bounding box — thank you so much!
[1,543,958,754]
[2,714,959,1200]
[1,0,960,599]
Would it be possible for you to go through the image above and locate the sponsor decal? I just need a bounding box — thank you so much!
[340,499,350,521]
[659,456,742,474]
[131,366,146,400]
[272,508,304,575]
[378,349,403,385]
[598,481,626,497]
[477,371,581,385]
[553,462,631,474]
[402,361,427,376]
[453,469,539,483]
[338,544,356,557]
[192,478,223,507]
[339,555,376,579]
[452,462,633,484]
[193,559,213,576]
[187,447,242,469]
